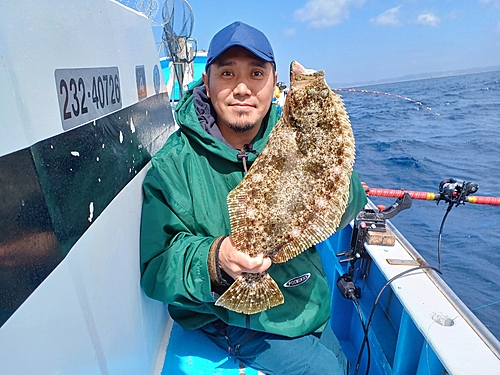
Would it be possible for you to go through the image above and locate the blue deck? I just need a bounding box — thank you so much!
[162,322,260,374]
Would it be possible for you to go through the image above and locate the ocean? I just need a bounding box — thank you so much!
[338,70,500,341]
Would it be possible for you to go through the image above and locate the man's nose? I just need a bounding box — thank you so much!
[233,82,251,96]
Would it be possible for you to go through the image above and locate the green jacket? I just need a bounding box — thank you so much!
[140,80,367,338]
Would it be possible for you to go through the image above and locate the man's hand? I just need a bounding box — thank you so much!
[218,236,272,280]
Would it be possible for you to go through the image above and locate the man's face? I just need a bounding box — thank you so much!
[203,46,277,136]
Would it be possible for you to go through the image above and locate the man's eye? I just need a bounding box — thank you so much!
[253,71,264,77]
[221,71,233,76]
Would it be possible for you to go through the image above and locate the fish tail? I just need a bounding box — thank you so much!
[215,272,284,314]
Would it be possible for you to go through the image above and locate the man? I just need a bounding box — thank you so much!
[274,82,287,116]
[140,21,367,375]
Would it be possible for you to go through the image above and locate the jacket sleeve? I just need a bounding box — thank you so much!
[139,170,216,308]
[336,170,368,231]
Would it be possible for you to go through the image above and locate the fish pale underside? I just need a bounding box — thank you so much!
[215,61,355,315]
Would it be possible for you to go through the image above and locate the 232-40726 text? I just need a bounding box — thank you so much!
[55,67,122,130]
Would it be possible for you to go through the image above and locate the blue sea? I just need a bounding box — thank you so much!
[338,70,500,341]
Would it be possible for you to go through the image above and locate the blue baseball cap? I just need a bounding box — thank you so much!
[206,21,275,71]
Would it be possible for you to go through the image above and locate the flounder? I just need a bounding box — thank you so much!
[215,61,355,314]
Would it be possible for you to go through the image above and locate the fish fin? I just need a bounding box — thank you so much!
[215,272,284,314]
[227,189,251,250]
[273,193,351,264]
[272,224,337,263]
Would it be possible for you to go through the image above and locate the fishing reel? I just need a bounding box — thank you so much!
[437,178,478,207]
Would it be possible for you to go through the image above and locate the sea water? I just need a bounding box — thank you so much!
[339,70,500,341]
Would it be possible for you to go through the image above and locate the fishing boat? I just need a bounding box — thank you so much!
[0,0,499,374]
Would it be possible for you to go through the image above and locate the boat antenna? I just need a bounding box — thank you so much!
[161,0,197,99]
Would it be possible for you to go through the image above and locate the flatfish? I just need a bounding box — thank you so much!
[215,61,355,314]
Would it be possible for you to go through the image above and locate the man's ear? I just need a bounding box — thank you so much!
[202,72,210,98]
[274,71,278,87]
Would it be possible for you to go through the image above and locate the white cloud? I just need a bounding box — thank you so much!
[370,6,401,26]
[283,28,297,36]
[416,12,439,26]
[479,0,500,9]
[294,0,366,28]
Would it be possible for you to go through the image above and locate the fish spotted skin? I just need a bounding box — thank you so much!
[216,61,355,314]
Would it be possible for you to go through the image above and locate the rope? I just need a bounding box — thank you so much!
[237,144,259,174]
[332,87,440,116]
[471,299,500,312]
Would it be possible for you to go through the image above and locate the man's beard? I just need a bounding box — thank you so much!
[224,109,262,133]
[227,121,258,133]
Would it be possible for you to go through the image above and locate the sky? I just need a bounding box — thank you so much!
[143,0,500,86]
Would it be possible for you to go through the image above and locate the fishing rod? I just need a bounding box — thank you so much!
[339,178,493,374]
[362,178,499,273]
[362,179,500,206]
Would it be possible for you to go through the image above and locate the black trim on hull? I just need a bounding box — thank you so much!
[0,92,175,327]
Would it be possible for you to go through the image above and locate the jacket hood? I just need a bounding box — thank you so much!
[174,78,279,163]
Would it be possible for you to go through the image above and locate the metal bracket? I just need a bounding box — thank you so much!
[336,193,413,276]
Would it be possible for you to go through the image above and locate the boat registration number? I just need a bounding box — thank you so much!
[55,67,122,130]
